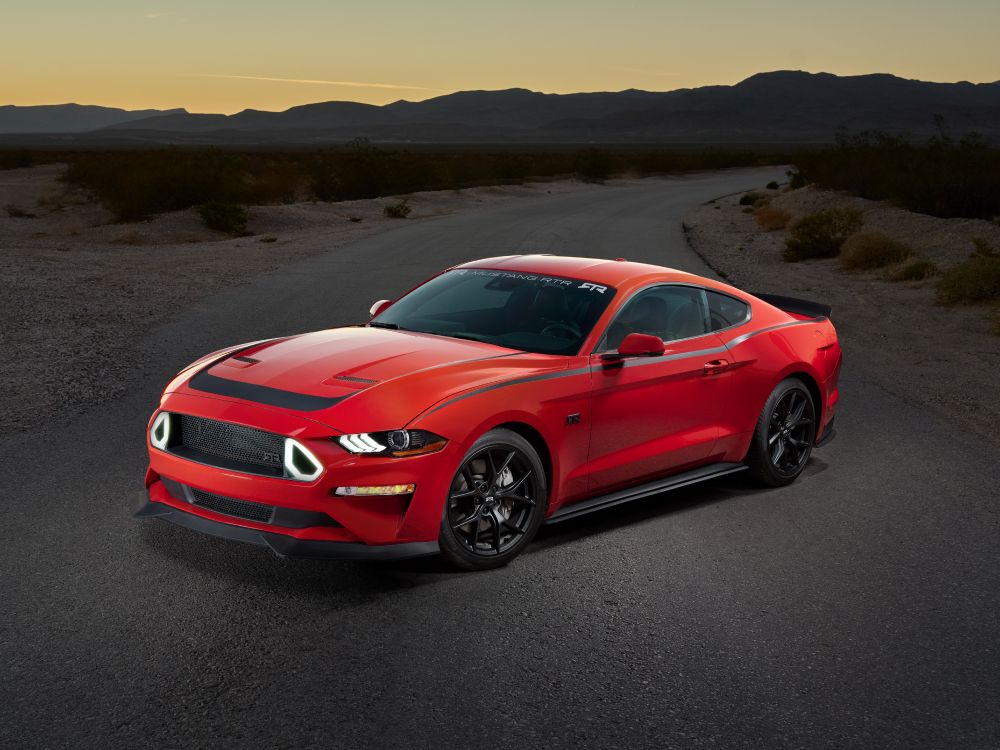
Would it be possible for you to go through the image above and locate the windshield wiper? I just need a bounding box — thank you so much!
[367,321,400,330]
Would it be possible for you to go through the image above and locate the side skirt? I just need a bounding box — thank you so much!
[545,462,747,525]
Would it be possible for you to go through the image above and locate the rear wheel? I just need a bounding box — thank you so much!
[438,429,547,571]
[746,378,816,486]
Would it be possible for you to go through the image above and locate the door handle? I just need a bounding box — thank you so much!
[703,359,730,375]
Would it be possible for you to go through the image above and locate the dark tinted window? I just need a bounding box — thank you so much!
[372,268,617,355]
[706,290,750,331]
[601,285,710,349]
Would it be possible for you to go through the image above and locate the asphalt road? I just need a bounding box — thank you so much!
[3,169,999,749]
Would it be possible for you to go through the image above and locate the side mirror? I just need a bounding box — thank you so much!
[602,332,665,361]
[369,299,391,318]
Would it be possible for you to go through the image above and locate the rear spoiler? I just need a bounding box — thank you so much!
[750,292,832,320]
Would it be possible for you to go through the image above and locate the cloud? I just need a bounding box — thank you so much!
[196,74,438,91]
[613,67,680,78]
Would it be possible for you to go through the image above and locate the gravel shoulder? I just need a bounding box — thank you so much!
[684,183,1000,452]
[0,165,605,431]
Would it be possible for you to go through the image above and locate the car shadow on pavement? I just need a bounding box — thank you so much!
[138,459,827,597]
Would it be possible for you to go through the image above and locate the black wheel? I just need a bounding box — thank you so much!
[438,428,547,570]
[746,378,816,487]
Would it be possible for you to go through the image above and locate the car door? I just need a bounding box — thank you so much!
[587,284,734,493]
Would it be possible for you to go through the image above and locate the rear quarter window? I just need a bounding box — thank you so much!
[706,291,750,331]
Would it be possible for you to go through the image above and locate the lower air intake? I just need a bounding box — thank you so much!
[190,487,275,524]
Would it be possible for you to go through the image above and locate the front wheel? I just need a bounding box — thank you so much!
[746,378,816,487]
[438,428,547,570]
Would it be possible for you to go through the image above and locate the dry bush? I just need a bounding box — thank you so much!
[889,260,938,281]
[383,199,412,218]
[755,206,792,231]
[783,208,864,261]
[5,204,36,218]
[111,230,146,245]
[840,231,912,270]
[936,238,1000,304]
[739,191,763,206]
[796,131,1000,220]
[198,201,249,235]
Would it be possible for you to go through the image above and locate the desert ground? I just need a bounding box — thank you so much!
[685,183,1000,451]
[0,164,604,431]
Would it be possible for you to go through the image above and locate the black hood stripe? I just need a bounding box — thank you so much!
[186,341,524,413]
[188,370,348,412]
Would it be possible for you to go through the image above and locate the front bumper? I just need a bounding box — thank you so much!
[136,491,439,560]
[141,392,462,555]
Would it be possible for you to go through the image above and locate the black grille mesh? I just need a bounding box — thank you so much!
[190,487,275,523]
[178,414,285,472]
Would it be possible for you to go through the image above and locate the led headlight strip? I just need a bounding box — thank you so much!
[283,438,324,482]
[336,430,446,457]
[338,433,387,453]
[150,412,171,449]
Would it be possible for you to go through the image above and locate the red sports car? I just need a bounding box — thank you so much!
[137,255,841,570]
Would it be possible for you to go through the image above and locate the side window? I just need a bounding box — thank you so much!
[705,290,750,332]
[602,285,710,350]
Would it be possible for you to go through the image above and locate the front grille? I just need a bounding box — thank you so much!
[190,487,275,523]
[175,414,285,477]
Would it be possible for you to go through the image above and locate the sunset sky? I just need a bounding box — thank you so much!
[3,0,998,113]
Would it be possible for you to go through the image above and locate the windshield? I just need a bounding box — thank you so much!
[371,268,618,355]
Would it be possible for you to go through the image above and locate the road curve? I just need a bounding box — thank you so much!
[2,168,999,749]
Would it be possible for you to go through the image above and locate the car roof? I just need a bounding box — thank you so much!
[453,254,728,291]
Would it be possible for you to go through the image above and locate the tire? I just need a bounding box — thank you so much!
[438,428,548,571]
[746,378,817,487]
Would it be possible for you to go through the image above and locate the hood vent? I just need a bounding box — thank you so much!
[221,355,261,370]
[331,374,379,384]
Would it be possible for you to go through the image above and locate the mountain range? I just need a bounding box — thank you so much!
[3,71,999,145]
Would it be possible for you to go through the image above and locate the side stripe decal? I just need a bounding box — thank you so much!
[422,319,816,416]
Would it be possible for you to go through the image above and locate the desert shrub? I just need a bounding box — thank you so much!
[111,230,145,245]
[783,208,864,261]
[796,131,1000,220]
[383,198,411,218]
[739,191,764,206]
[198,201,248,234]
[839,231,912,270]
[0,152,40,170]
[5,204,36,218]
[575,148,613,182]
[53,146,788,218]
[755,206,791,231]
[766,181,780,190]
[786,169,806,189]
[259,236,277,243]
[936,238,1000,304]
[890,260,938,281]
[66,150,249,220]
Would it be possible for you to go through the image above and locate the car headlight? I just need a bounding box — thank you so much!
[336,429,446,457]
[150,412,172,449]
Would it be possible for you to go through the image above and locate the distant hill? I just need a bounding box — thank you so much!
[4,72,1000,144]
[0,103,186,134]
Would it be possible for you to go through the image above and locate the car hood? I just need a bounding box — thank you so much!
[171,326,568,433]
